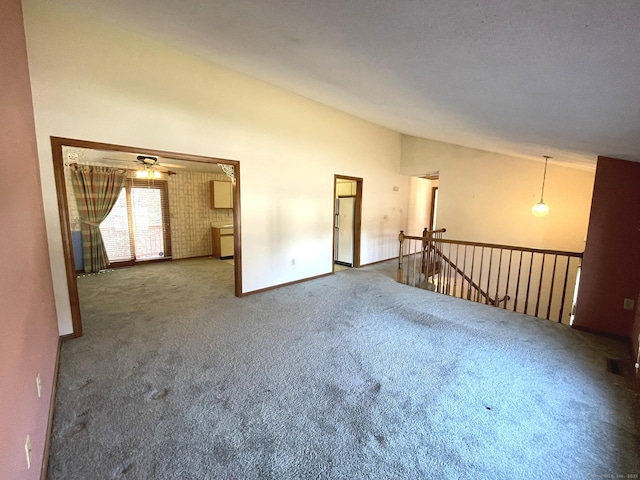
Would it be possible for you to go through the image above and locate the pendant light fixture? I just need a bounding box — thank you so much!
[532,156,551,217]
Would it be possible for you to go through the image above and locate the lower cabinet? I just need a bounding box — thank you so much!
[212,227,234,258]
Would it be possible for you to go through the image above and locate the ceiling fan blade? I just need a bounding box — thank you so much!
[100,158,133,164]
[159,162,186,169]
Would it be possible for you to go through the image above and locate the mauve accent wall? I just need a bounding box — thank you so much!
[634,296,640,381]
[0,0,60,478]
[574,156,640,359]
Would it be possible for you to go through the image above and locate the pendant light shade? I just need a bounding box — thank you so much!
[532,156,551,217]
[531,201,550,217]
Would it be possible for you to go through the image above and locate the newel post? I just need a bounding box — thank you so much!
[397,231,405,282]
[421,227,429,276]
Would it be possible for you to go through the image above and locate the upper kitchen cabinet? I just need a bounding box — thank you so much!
[336,180,356,197]
[210,180,233,209]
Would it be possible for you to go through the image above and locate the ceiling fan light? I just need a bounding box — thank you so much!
[136,170,149,178]
[531,201,549,217]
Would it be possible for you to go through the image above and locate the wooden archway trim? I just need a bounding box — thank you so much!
[50,137,243,338]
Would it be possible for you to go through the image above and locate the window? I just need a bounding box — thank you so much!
[100,179,171,263]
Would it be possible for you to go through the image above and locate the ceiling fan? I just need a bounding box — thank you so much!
[101,155,186,176]
[134,155,185,173]
[130,156,183,178]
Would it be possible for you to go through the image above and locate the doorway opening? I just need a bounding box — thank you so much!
[51,137,243,338]
[421,173,439,231]
[333,175,363,271]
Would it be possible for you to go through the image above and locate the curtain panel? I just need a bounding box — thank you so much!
[69,164,127,273]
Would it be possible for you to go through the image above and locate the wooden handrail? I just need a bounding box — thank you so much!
[425,237,583,258]
[401,228,447,242]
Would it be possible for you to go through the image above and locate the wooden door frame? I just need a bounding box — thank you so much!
[332,175,363,268]
[51,137,243,338]
[429,186,438,230]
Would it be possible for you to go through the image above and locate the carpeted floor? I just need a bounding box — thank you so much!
[48,258,640,479]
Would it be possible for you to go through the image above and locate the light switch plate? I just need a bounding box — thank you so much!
[25,435,31,469]
[36,373,42,398]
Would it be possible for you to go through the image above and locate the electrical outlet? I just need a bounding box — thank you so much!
[36,373,42,398]
[25,435,31,469]
[623,298,635,310]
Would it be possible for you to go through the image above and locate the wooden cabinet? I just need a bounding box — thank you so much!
[212,227,234,258]
[210,180,233,209]
[336,181,356,197]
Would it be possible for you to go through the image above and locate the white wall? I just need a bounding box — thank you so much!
[23,1,408,335]
[406,177,432,235]
[401,136,595,252]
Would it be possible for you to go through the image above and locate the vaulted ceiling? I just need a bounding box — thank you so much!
[51,0,640,167]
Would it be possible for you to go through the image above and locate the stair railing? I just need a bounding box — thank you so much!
[397,229,583,324]
[430,244,505,306]
[397,228,445,286]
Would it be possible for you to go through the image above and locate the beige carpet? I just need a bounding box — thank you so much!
[47,258,640,479]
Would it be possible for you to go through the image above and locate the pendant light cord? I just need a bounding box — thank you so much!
[540,156,551,202]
